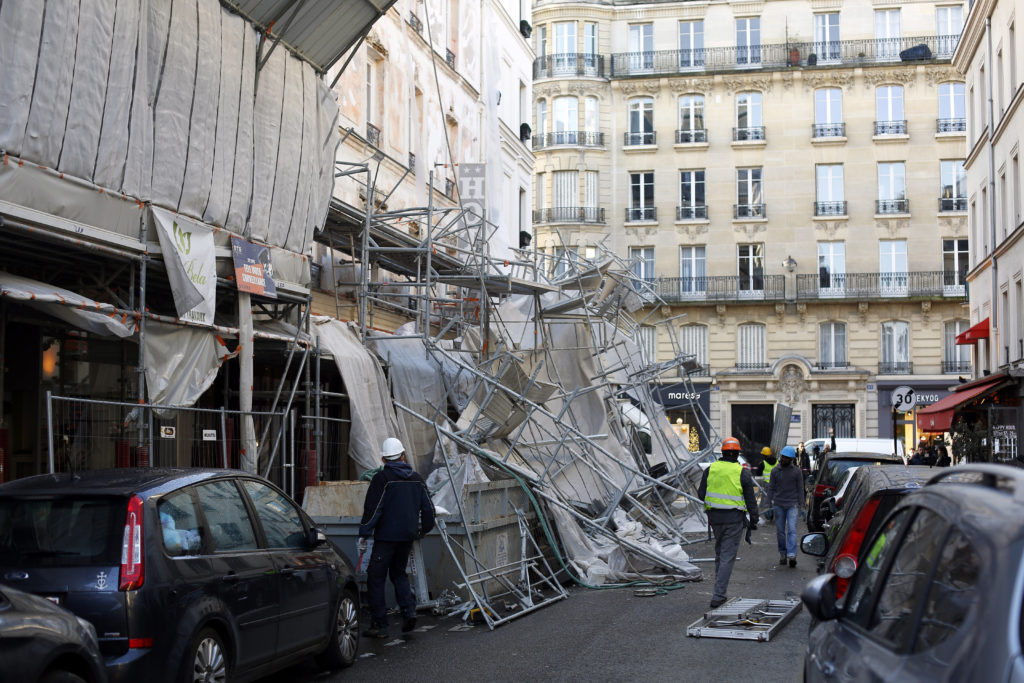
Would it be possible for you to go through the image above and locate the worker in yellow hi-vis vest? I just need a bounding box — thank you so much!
[699,436,759,609]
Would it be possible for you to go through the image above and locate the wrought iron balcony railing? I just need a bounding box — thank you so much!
[608,35,960,77]
[939,197,967,212]
[795,271,967,300]
[676,129,707,144]
[735,362,771,371]
[937,118,966,133]
[813,123,846,138]
[533,53,606,79]
[942,360,972,374]
[875,120,908,135]
[877,199,909,214]
[733,126,765,141]
[651,275,786,302]
[815,360,850,370]
[734,203,766,219]
[532,206,606,224]
[532,131,604,150]
[624,131,656,146]
[879,361,913,375]
[366,123,382,147]
[677,205,708,220]
[626,207,657,222]
[815,201,847,216]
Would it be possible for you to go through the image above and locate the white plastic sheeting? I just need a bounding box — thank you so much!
[0,0,339,259]
[0,271,135,338]
[143,323,234,406]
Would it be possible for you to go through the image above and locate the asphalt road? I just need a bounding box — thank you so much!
[263,523,816,683]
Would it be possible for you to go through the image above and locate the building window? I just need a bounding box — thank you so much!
[874,9,901,59]
[816,164,845,215]
[679,170,706,219]
[1013,152,1021,227]
[679,246,706,295]
[628,23,654,71]
[626,97,655,145]
[736,17,761,65]
[877,162,907,213]
[879,240,908,295]
[943,320,971,372]
[737,323,767,368]
[937,82,966,132]
[679,20,704,68]
[940,160,967,211]
[536,99,547,137]
[583,97,599,136]
[629,247,655,285]
[814,13,840,62]
[738,244,765,293]
[936,6,963,57]
[680,324,709,372]
[584,171,599,217]
[942,238,968,292]
[584,22,597,60]
[636,325,656,363]
[881,321,911,373]
[553,21,577,73]
[875,85,906,134]
[736,167,764,218]
[552,246,579,277]
[818,241,846,294]
[552,170,577,221]
[735,92,764,140]
[628,172,655,221]
[819,322,847,368]
[677,95,706,143]
[552,96,578,145]
[535,173,544,210]
[814,88,844,137]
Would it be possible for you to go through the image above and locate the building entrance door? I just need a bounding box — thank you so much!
[812,404,855,438]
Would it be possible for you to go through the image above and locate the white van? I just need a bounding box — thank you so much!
[803,437,905,469]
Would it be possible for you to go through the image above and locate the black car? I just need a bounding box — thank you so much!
[803,465,1024,681]
[802,464,933,597]
[0,469,360,683]
[0,583,107,683]
[806,452,902,531]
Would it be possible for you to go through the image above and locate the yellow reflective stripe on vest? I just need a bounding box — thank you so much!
[705,460,745,510]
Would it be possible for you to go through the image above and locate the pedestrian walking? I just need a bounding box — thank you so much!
[358,437,436,639]
[767,446,803,568]
[699,436,759,608]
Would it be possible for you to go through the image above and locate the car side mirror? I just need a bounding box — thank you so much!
[308,528,327,548]
[801,532,828,557]
[801,573,838,621]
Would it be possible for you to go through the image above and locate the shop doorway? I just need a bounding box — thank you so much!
[731,404,774,467]
[812,404,855,438]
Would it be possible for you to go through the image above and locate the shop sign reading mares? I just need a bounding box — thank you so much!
[230,237,277,299]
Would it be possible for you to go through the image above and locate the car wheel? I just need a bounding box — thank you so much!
[316,588,360,670]
[40,671,86,683]
[183,627,229,683]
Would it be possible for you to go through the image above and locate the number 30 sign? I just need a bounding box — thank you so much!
[890,385,917,411]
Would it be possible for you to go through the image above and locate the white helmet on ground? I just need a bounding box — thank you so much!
[381,437,405,460]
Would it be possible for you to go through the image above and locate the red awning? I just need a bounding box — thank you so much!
[916,378,1003,432]
[955,318,990,345]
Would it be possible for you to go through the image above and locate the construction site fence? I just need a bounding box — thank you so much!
[44,394,350,501]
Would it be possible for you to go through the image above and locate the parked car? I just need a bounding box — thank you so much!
[803,438,905,471]
[802,464,1024,682]
[0,582,107,683]
[819,466,860,533]
[803,465,934,597]
[806,452,902,531]
[0,468,360,683]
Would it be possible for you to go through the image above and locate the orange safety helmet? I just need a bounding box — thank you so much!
[721,436,741,452]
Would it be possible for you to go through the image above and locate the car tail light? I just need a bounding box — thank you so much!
[814,484,835,497]
[119,495,145,591]
[830,497,881,598]
[129,637,154,649]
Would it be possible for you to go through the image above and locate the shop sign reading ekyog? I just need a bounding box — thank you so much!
[231,237,277,299]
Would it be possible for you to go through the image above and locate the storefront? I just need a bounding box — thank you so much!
[877,380,954,453]
[650,382,712,452]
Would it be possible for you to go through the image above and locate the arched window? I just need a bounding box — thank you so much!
[813,88,843,137]
[875,85,906,134]
[552,96,578,144]
[818,322,847,368]
[680,324,708,373]
[626,97,654,145]
[881,321,910,374]
[677,95,706,143]
[943,320,971,373]
[735,92,763,140]
[937,82,966,132]
[737,323,767,368]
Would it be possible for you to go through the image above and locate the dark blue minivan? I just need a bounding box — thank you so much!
[0,468,359,683]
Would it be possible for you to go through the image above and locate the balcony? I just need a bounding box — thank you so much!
[624,131,656,146]
[937,118,966,133]
[676,129,707,144]
[651,275,786,302]
[677,205,708,220]
[533,207,606,224]
[938,197,967,212]
[408,13,422,36]
[815,201,847,216]
[813,123,846,138]
[533,53,606,79]
[626,207,657,222]
[879,361,913,375]
[876,199,909,214]
[446,48,457,70]
[735,362,771,371]
[533,131,604,150]
[815,361,850,370]
[734,204,766,219]
[795,271,967,300]
[875,120,908,135]
[608,35,960,77]
[366,122,382,147]
[733,127,765,142]
[942,360,972,374]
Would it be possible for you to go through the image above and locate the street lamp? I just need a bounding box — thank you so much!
[782,255,797,273]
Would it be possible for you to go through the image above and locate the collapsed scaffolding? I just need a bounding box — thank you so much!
[317,157,723,627]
